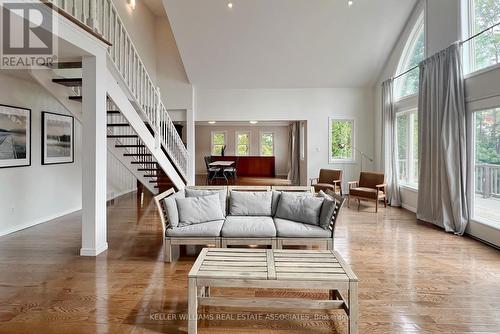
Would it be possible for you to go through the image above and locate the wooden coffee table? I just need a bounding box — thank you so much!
[188,248,358,333]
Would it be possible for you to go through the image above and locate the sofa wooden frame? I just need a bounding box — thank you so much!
[154,185,345,262]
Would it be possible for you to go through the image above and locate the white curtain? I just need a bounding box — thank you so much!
[381,79,401,207]
[287,122,300,185]
[417,42,469,235]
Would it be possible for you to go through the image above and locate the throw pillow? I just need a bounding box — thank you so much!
[271,191,312,216]
[162,189,185,228]
[185,188,227,216]
[229,191,272,216]
[175,194,224,226]
[276,192,324,225]
[317,190,338,230]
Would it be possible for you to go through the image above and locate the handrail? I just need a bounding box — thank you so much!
[45,0,188,179]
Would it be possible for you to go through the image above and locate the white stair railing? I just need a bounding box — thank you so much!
[45,0,188,179]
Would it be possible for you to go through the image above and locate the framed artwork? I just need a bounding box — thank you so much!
[329,118,355,163]
[0,104,31,168]
[42,112,74,165]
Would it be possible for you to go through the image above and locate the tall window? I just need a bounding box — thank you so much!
[260,132,274,156]
[236,131,250,156]
[329,118,354,163]
[394,13,425,99]
[473,107,500,226]
[211,131,226,155]
[396,110,418,187]
[463,0,500,73]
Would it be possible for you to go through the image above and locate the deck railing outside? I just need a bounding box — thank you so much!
[45,0,188,179]
[476,163,500,198]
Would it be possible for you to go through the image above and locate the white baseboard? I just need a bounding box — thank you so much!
[80,242,108,256]
[0,207,81,237]
[402,203,417,213]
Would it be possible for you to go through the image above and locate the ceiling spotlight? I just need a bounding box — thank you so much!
[347,0,354,6]
[127,0,136,9]
[227,2,233,9]
[249,121,258,124]
[208,121,216,124]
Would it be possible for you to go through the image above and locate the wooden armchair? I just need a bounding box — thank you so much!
[310,169,343,195]
[348,172,387,212]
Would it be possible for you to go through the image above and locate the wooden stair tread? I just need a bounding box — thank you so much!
[68,96,82,101]
[107,123,130,127]
[48,62,82,69]
[115,144,145,148]
[52,78,82,87]
[107,134,138,138]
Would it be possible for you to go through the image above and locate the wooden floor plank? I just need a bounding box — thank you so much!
[0,190,499,333]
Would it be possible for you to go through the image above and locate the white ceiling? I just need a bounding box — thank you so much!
[163,0,417,88]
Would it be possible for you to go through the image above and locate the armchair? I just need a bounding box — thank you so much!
[310,169,343,195]
[348,172,387,212]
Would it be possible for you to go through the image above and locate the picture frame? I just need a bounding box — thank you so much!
[0,104,31,168]
[42,112,74,165]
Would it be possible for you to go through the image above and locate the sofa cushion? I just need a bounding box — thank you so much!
[229,191,272,216]
[274,218,331,238]
[275,192,324,226]
[349,187,378,199]
[221,216,276,238]
[166,220,224,237]
[185,188,227,216]
[162,189,185,228]
[176,194,224,226]
[317,190,337,230]
[271,191,312,216]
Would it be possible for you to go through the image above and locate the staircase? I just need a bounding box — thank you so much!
[35,0,189,193]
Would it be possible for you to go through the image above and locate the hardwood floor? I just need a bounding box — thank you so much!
[1,191,500,333]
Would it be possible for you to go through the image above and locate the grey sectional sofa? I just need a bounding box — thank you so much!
[154,185,345,262]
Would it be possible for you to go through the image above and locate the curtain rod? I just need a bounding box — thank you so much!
[392,20,500,81]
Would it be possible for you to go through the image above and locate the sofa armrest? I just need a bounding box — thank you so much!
[310,177,319,185]
[376,183,386,194]
[332,179,342,185]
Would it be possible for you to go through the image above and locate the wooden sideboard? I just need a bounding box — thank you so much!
[211,156,275,177]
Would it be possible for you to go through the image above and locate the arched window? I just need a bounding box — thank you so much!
[394,13,425,99]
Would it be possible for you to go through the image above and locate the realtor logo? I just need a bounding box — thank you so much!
[1,1,57,68]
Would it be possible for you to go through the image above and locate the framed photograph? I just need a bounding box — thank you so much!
[0,104,31,168]
[329,118,355,163]
[42,112,74,165]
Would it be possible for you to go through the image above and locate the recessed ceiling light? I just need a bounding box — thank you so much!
[227,2,233,9]
[127,0,136,9]
[249,121,258,124]
[347,0,354,7]
[208,121,216,124]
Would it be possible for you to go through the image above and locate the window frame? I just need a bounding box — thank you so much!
[328,118,355,164]
[210,130,226,156]
[394,12,425,101]
[235,131,250,156]
[395,108,419,189]
[259,131,275,156]
[461,0,500,75]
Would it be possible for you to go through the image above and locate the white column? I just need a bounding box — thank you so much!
[81,54,108,256]
[186,87,196,185]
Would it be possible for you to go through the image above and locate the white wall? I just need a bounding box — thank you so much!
[0,73,82,236]
[0,73,137,237]
[112,0,158,83]
[195,88,375,189]
[155,17,193,110]
[195,124,290,176]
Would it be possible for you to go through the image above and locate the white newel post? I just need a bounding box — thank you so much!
[81,54,108,256]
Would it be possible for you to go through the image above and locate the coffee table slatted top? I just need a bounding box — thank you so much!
[189,248,357,282]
